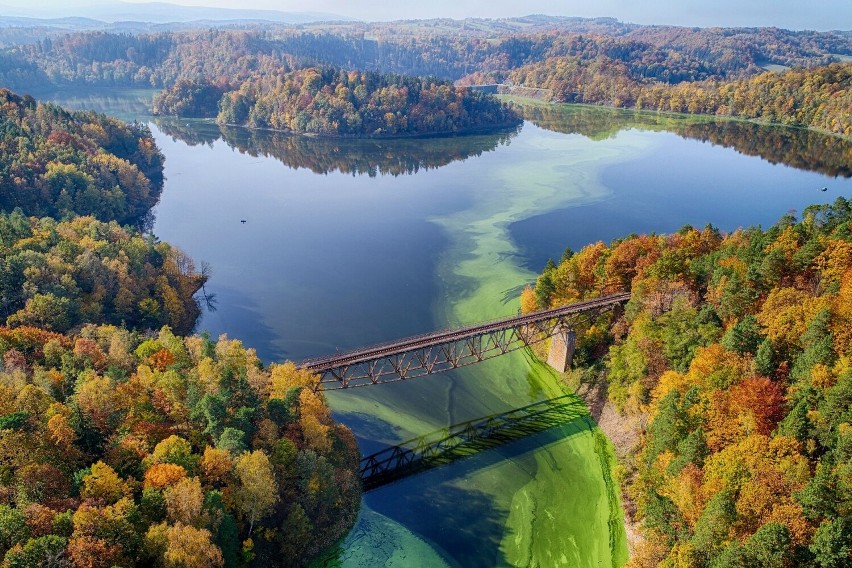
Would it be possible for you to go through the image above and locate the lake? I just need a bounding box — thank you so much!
[39,88,852,567]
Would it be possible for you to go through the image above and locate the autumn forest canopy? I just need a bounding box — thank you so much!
[523,198,852,567]
[0,326,361,567]
[0,89,164,224]
[153,69,521,137]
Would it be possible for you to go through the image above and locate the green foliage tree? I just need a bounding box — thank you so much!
[2,535,68,568]
[216,428,247,455]
[810,518,852,568]
[691,490,737,565]
[0,506,29,555]
[721,315,764,355]
[742,522,792,568]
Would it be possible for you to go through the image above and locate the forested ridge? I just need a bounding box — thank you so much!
[0,31,296,90]
[1,22,848,89]
[0,89,164,224]
[154,69,521,137]
[492,60,852,137]
[2,20,850,135]
[523,198,852,566]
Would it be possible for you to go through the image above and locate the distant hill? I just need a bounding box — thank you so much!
[0,16,107,29]
[0,1,351,25]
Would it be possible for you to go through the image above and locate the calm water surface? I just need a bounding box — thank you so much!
[41,89,852,567]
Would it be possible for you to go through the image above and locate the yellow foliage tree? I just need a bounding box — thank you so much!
[75,372,117,431]
[757,287,825,349]
[81,461,130,505]
[46,402,76,449]
[815,238,852,286]
[144,463,188,490]
[146,522,224,568]
[165,477,204,526]
[703,434,810,539]
[520,286,538,314]
[684,344,749,390]
[269,362,320,397]
[201,446,233,487]
[831,268,852,356]
[232,450,278,536]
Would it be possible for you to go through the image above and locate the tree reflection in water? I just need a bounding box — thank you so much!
[154,117,521,177]
[514,102,852,178]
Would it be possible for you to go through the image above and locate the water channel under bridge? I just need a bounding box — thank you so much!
[299,293,630,389]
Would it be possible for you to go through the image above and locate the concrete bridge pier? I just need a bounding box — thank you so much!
[546,325,576,372]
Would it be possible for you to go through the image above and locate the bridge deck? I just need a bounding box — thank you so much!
[300,293,630,373]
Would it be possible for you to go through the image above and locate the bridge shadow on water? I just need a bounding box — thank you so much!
[363,400,599,567]
[360,394,591,491]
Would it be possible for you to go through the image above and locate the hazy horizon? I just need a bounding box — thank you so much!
[0,0,849,30]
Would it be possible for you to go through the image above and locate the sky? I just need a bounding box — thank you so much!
[1,0,850,30]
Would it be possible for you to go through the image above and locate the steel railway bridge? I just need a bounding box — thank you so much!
[299,292,630,390]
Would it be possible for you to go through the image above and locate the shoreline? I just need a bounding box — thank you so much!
[501,95,852,142]
[151,116,523,140]
[575,379,646,556]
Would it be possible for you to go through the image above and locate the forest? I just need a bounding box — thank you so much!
[514,103,852,178]
[1,23,849,90]
[0,326,360,567]
[497,60,852,137]
[637,64,852,137]
[1,21,849,136]
[1,13,852,567]
[0,212,205,336]
[155,69,521,137]
[0,89,164,225]
[152,80,228,119]
[523,197,852,567]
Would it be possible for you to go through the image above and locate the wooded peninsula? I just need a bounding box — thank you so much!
[153,69,522,137]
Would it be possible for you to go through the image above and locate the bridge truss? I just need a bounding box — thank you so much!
[300,293,629,389]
